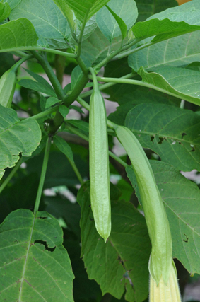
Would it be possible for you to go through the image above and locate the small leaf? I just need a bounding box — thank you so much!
[54,136,73,162]
[71,66,83,91]
[19,69,56,97]
[0,209,74,301]
[105,5,127,39]
[0,68,16,108]
[0,2,11,22]
[0,18,38,52]
[59,105,69,117]
[63,0,110,22]
[45,97,59,109]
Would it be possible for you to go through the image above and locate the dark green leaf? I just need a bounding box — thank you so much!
[78,182,151,302]
[125,103,200,171]
[0,209,74,301]
[0,18,38,52]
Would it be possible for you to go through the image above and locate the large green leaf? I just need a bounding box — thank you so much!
[63,0,110,22]
[126,161,200,275]
[137,66,200,106]
[0,18,38,52]
[129,31,200,71]
[78,182,151,302]
[132,18,200,43]
[0,209,74,301]
[125,103,200,172]
[0,2,11,22]
[129,0,200,71]
[9,0,71,48]
[96,0,138,41]
[0,105,41,180]
[81,27,128,67]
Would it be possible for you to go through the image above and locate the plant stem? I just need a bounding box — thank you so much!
[68,158,84,185]
[31,51,65,101]
[28,104,60,121]
[115,41,153,60]
[0,47,76,58]
[0,157,23,194]
[34,137,51,214]
[54,54,66,85]
[80,73,134,98]
[11,54,33,72]
[94,38,140,71]
[92,75,183,100]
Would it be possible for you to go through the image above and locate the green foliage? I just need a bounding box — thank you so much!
[1,0,200,301]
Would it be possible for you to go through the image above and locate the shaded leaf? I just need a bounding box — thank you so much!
[64,0,110,22]
[138,66,200,106]
[54,136,73,162]
[78,182,151,302]
[135,0,178,22]
[9,0,71,48]
[71,66,83,91]
[0,18,38,52]
[125,103,200,172]
[0,105,41,179]
[127,160,200,275]
[128,31,200,71]
[0,2,11,22]
[0,209,74,301]
[19,69,56,97]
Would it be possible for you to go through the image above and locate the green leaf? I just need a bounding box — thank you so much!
[78,182,151,302]
[0,2,11,22]
[125,103,200,172]
[135,0,178,22]
[96,0,137,41]
[132,18,200,43]
[45,97,59,109]
[0,18,38,52]
[127,161,200,275]
[27,151,88,188]
[63,0,110,22]
[128,31,200,71]
[0,209,74,301]
[44,195,81,238]
[52,0,75,32]
[9,0,71,48]
[138,66,200,106]
[81,27,128,67]
[4,0,21,10]
[71,66,83,91]
[0,105,41,180]
[0,68,16,108]
[19,69,56,97]
[54,136,74,162]
[59,105,69,117]
[129,0,200,71]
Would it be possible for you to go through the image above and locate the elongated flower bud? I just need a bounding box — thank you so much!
[0,68,16,108]
[89,69,111,241]
[115,126,172,284]
[150,263,181,302]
